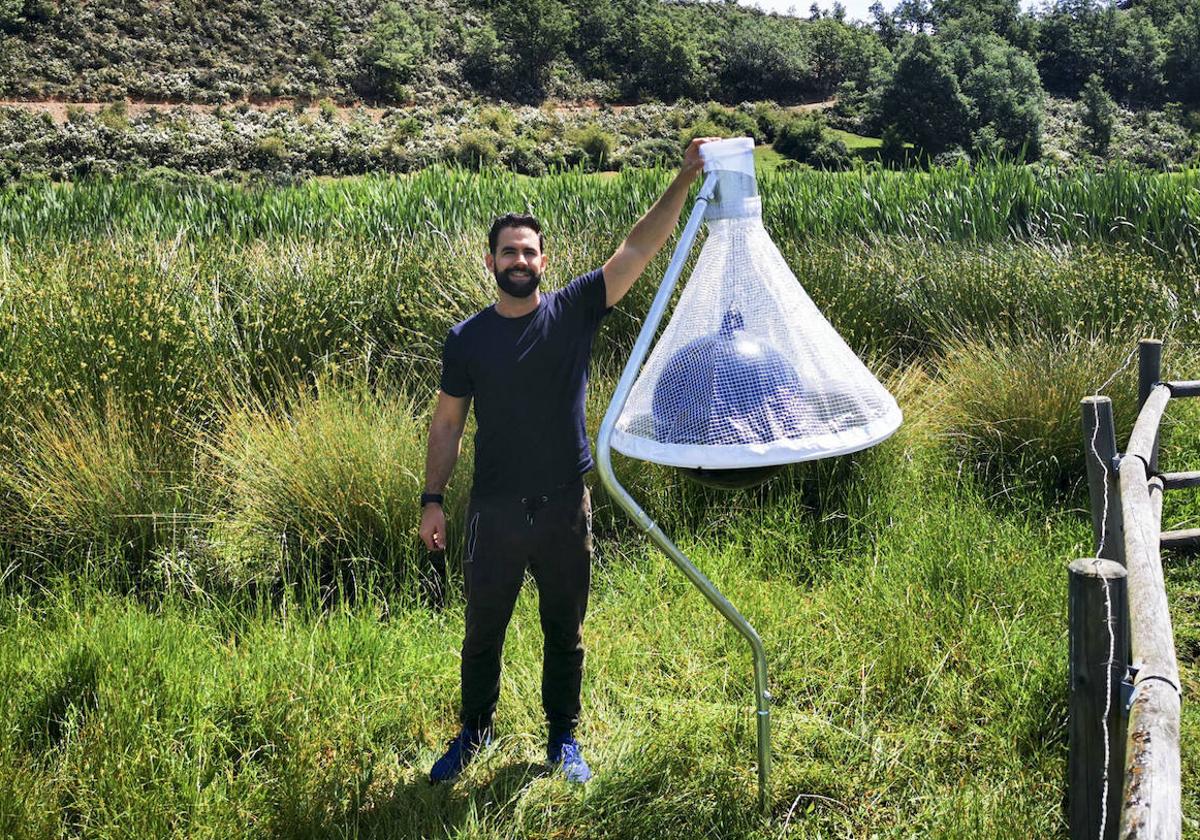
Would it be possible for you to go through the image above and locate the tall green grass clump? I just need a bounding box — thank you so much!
[0,240,219,435]
[0,400,196,577]
[936,332,1142,495]
[782,240,1198,358]
[211,382,449,597]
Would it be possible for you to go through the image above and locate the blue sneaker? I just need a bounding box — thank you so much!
[429,726,490,783]
[547,733,592,783]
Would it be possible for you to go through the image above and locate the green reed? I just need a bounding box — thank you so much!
[0,165,1196,257]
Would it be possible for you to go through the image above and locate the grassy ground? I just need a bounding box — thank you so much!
[828,130,884,154]
[0,168,1198,837]
[0,397,1082,838]
[2,372,1199,838]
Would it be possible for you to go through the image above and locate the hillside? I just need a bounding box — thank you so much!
[0,0,877,106]
[0,0,1198,174]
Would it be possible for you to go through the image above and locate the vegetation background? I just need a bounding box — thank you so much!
[0,0,1198,178]
[0,0,1199,837]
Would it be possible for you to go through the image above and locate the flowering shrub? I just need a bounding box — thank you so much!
[0,100,743,180]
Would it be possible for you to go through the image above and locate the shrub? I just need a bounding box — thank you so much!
[809,138,852,171]
[774,115,826,162]
[477,105,516,136]
[0,400,196,570]
[624,137,678,169]
[750,101,787,143]
[505,137,547,176]
[703,103,762,142]
[252,133,288,168]
[880,123,907,167]
[96,100,130,131]
[212,384,433,595]
[932,147,972,168]
[455,129,500,169]
[569,123,617,171]
[681,119,728,145]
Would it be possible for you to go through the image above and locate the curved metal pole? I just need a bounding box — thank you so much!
[595,172,772,814]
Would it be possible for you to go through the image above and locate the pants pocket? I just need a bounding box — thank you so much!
[466,510,481,564]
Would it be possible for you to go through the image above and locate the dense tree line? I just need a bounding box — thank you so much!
[0,0,1197,163]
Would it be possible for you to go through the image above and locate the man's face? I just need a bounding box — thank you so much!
[486,226,547,299]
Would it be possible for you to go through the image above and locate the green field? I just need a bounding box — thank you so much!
[1,166,1199,837]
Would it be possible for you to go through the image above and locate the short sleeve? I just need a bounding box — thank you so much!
[557,267,612,324]
[439,329,472,397]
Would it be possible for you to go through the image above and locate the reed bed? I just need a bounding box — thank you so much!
[0,164,1197,257]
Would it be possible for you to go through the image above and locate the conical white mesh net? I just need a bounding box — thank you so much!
[612,149,901,469]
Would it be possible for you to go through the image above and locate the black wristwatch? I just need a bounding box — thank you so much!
[420,492,444,507]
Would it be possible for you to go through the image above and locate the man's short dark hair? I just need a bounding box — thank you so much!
[488,213,544,255]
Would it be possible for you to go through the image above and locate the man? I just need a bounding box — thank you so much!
[419,137,716,784]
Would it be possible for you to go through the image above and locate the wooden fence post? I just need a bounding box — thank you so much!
[1082,396,1125,564]
[1069,557,1130,840]
[1139,339,1163,473]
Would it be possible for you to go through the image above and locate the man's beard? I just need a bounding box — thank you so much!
[495,266,542,298]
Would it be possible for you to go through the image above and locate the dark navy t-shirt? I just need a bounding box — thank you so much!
[440,268,610,498]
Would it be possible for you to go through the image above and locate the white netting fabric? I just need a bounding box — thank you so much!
[611,142,902,469]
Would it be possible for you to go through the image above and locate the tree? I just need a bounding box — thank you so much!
[635,13,705,101]
[805,18,890,101]
[718,18,811,103]
[1036,0,1105,95]
[951,33,1045,159]
[806,18,856,99]
[361,4,440,100]
[1164,0,1200,105]
[931,0,1024,42]
[1079,73,1116,156]
[895,0,933,34]
[1114,12,1165,107]
[880,34,970,155]
[489,0,576,95]
[870,1,901,51]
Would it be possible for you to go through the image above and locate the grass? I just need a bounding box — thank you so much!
[0,166,1199,836]
[753,145,789,175]
[1,164,1197,256]
[828,129,883,152]
[0,404,1088,837]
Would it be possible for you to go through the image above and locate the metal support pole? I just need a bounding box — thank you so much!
[595,172,774,814]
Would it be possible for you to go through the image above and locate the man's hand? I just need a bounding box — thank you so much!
[682,136,720,179]
[419,391,469,553]
[420,503,447,552]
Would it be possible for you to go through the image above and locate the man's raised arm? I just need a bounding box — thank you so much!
[419,390,471,552]
[601,137,717,309]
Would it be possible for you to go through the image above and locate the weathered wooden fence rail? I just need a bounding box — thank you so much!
[1071,339,1193,840]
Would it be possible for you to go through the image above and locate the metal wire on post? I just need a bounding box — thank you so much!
[1080,345,1142,835]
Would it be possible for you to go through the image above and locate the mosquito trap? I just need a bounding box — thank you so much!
[596,137,902,810]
